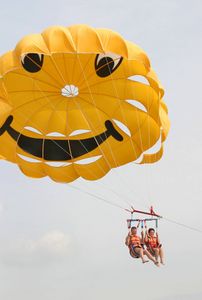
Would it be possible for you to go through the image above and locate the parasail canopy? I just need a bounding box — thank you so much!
[0,24,170,182]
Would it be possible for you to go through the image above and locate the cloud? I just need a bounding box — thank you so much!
[0,230,71,266]
[29,230,70,255]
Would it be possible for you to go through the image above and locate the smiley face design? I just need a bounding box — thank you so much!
[0,25,170,182]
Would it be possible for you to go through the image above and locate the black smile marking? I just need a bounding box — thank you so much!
[0,115,123,161]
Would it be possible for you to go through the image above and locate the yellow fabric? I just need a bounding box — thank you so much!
[0,24,170,182]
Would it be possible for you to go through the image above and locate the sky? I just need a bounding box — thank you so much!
[0,0,202,299]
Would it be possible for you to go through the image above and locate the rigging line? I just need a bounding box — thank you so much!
[11,54,150,210]
[25,58,131,210]
[104,59,152,205]
[115,102,160,208]
[29,70,123,207]
[72,95,134,207]
[61,55,131,205]
[117,96,155,207]
[145,78,153,208]
[76,56,158,209]
[104,65,137,154]
[68,182,126,211]
[76,55,150,209]
[1,57,128,203]
[12,90,145,201]
[49,54,133,209]
[22,77,196,234]
[68,180,202,235]
[9,59,152,212]
[163,217,202,234]
[76,55,135,208]
[144,78,163,208]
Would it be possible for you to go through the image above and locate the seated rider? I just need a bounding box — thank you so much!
[125,226,158,265]
[144,228,165,265]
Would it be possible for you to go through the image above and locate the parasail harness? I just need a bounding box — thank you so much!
[126,206,162,258]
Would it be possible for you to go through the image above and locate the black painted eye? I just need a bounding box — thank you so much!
[21,53,44,73]
[95,53,123,77]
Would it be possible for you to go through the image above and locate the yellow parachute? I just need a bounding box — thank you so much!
[0,25,170,182]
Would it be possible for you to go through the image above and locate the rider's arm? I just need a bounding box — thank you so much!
[140,230,144,243]
[140,231,145,247]
[125,233,131,246]
[144,231,149,243]
[156,234,162,247]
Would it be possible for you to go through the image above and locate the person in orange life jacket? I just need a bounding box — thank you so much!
[144,228,165,265]
[125,226,157,265]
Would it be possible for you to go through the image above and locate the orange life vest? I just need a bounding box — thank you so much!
[130,234,141,247]
[146,236,159,249]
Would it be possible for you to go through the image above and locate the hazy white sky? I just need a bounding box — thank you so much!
[0,0,202,300]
